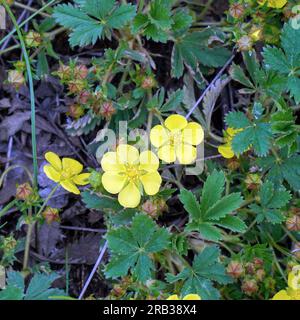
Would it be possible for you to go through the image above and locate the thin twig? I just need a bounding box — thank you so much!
[185,53,235,120]
[78,241,108,300]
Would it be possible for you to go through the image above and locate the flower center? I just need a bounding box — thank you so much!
[125,164,140,181]
[169,131,182,146]
[60,168,73,180]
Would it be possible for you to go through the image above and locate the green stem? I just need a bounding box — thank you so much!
[23,206,33,270]
[3,3,38,187]
[0,199,17,218]
[0,0,58,47]
[22,184,59,270]
[0,44,21,56]
[36,184,59,217]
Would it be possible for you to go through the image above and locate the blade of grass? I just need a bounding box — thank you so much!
[3,2,38,187]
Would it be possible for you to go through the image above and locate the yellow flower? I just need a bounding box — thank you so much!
[150,114,204,164]
[258,0,287,9]
[272,266,300,300]
[100,144,162,208]
[44,152,90,195]
[167,294,201,300]
[218,128,241,159]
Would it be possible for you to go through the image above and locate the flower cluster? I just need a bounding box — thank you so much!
[99,114,204,208]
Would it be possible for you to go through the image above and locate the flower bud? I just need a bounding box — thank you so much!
[141,76,156,90]
[16,183,33,201]
[227,157,240,170]
[3,236,17,252]
[100,101,116,120]
[111,285,125,298]
[78,90,91,104]
[68,79,85,94]
[286,215,300,231]
[229,3,245,19]
[241,279,258,296]
[255,269,265,282]
[7,70,25,90]
[237,36,253,51]
[42,207,60,224]
[245,173,261,190]
[245,262,256,275]
[56,64,71,81]
[74,65,88,80]
[227,261,244,279]
[253,257,264,268]
[67,104,85,119]
[25,31,42,48]
[142,200,159,219]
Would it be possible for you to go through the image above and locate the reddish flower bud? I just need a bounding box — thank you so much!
[229,3,245,19]
[286,215,300,231]
[246,262,256,275]
[227,261,244,279]
[68,80,85,94]
[142,200,159,219]
[141,76,156,90]
[241,279,258,296]
[42,207,60,224]
[237,36,253,52]
[253,257,264,268]
[78,90,91,104]
[100,101,116,120]
[74,65,89,80]
[56,64,71,81]
[16,183,33,201]
[67,104,85,119]
[255,269,265,282]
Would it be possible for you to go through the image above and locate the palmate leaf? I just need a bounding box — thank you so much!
[249,181,291,224]
[180,170,245,241]
[53,0,136,47]
[226,111,273,157]
[171,29,231,78]
[105,214,170,282]
[257,150,300,191]
[263,22,300,103]
[166,245,232,300]
[0,272,65,300]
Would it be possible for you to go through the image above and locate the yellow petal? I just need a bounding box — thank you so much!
[140,171,162,196]
[267,0,287,8]
[150,125,170,148]
[60,180,80,194]
[183,294,201,300]
[181,122,204,146]
[73,173,91,185]
[218,144,235,159]
[167,295,179,300]
[164,114,187,132]
[44,165,60,182]
[100,152,125,172]
[139,151,159,172]
[288,268,300,291]
[45,152,62,171]
[272,290,291,300]
[116,144,139,165]
[118,182,141,208]
[62,157,83,175]
[102,172,126,194]
[175,143,197,164]
[157,144,176,163]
